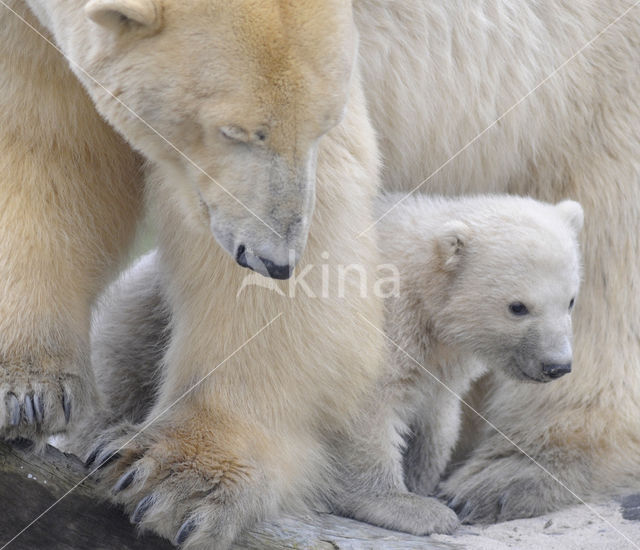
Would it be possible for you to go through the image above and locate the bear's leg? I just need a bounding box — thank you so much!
[404,391,463,496]
[0,3,143,442]
[330,401,459,535]
[64,251,169,447]
[90,251,169,426]
[440,431,586,523]
[83,407,292,550]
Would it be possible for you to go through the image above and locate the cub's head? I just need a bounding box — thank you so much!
[78,0,356,278]
[435,199,584,383]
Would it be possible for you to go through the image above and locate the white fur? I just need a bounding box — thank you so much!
[356,0,640,521]
[374,193,582,499]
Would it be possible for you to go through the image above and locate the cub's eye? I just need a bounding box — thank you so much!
[509,302,529,316]
[569,297,575,311]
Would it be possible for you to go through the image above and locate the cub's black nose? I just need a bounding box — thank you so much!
[542,362,572,379]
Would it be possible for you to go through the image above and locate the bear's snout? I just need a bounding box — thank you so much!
[541,362,572,379]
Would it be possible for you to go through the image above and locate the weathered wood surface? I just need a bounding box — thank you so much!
[0,440,461,550]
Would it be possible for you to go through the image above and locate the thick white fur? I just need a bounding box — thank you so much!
[375,193,582,505]
[356,0,640,521]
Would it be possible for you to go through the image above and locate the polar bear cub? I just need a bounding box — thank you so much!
[374,193,583,497]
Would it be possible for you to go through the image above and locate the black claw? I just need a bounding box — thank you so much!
[96,451,121,470]
[175,517,198,546]
[62,391,71,424]
[132,495,155,524]
[113,470,136,494]
[23,395,35,424]
[85,445,104,468]
[33,393,44,424]
[7,393,20,426]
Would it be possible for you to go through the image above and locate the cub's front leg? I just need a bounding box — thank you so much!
[330,394,459,536]
[404,390,465,496]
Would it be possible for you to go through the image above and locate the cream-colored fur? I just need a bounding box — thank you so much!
[356,0,640,521]
[374,193,582,503]
[2,0,457,547]
[0,0,143,442]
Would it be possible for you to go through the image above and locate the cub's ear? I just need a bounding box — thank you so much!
[555,200,584,235]
[85,0,161,32]
[437,220,471,271]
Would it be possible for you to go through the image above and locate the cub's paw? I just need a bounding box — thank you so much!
[86,421,264,549]
[440,455,578,523]
[349,492,460,535]
[0,358,93,443]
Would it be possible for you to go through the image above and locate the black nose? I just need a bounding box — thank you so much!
[258,257,291,280]
[235,245,249,268]
[542,362,572,379]
[235,245,292,280]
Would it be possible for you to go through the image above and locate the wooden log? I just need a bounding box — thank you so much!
[0,440,460,550]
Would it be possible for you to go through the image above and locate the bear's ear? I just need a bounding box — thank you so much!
[555,200,584,235]
[85,0,161,32]
[437,220,471,271]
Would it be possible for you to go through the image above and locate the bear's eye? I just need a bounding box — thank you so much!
[509,302,529,316]
[569,297,575,311]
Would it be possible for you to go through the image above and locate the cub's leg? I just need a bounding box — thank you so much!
[90,252,169,426]
[330,393,459,535]
[404,391,464,496]
[0,4,143,442]
[69,252,168,444]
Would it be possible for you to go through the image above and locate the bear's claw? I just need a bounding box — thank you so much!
[132,495,156,524]
[7,393,20,426]
[85,445,103,468]
[23,394,35,424]
[0,363,91,442]
[63,390,71,424]
[85,421,261,550]
[175,517,198,546]
[113,469,137,494]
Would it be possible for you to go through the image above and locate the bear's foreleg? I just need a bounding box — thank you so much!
[84,406,290,550]
[0,4,144,443]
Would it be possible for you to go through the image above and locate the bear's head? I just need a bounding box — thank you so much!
[434,199,584,383]
[76,0,357,278]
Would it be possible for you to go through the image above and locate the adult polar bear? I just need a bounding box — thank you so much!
[355,1,640,522]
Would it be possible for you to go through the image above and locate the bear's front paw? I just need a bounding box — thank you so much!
[0,357,92,443]
[440,455,578,523]
[86,420,264,550]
